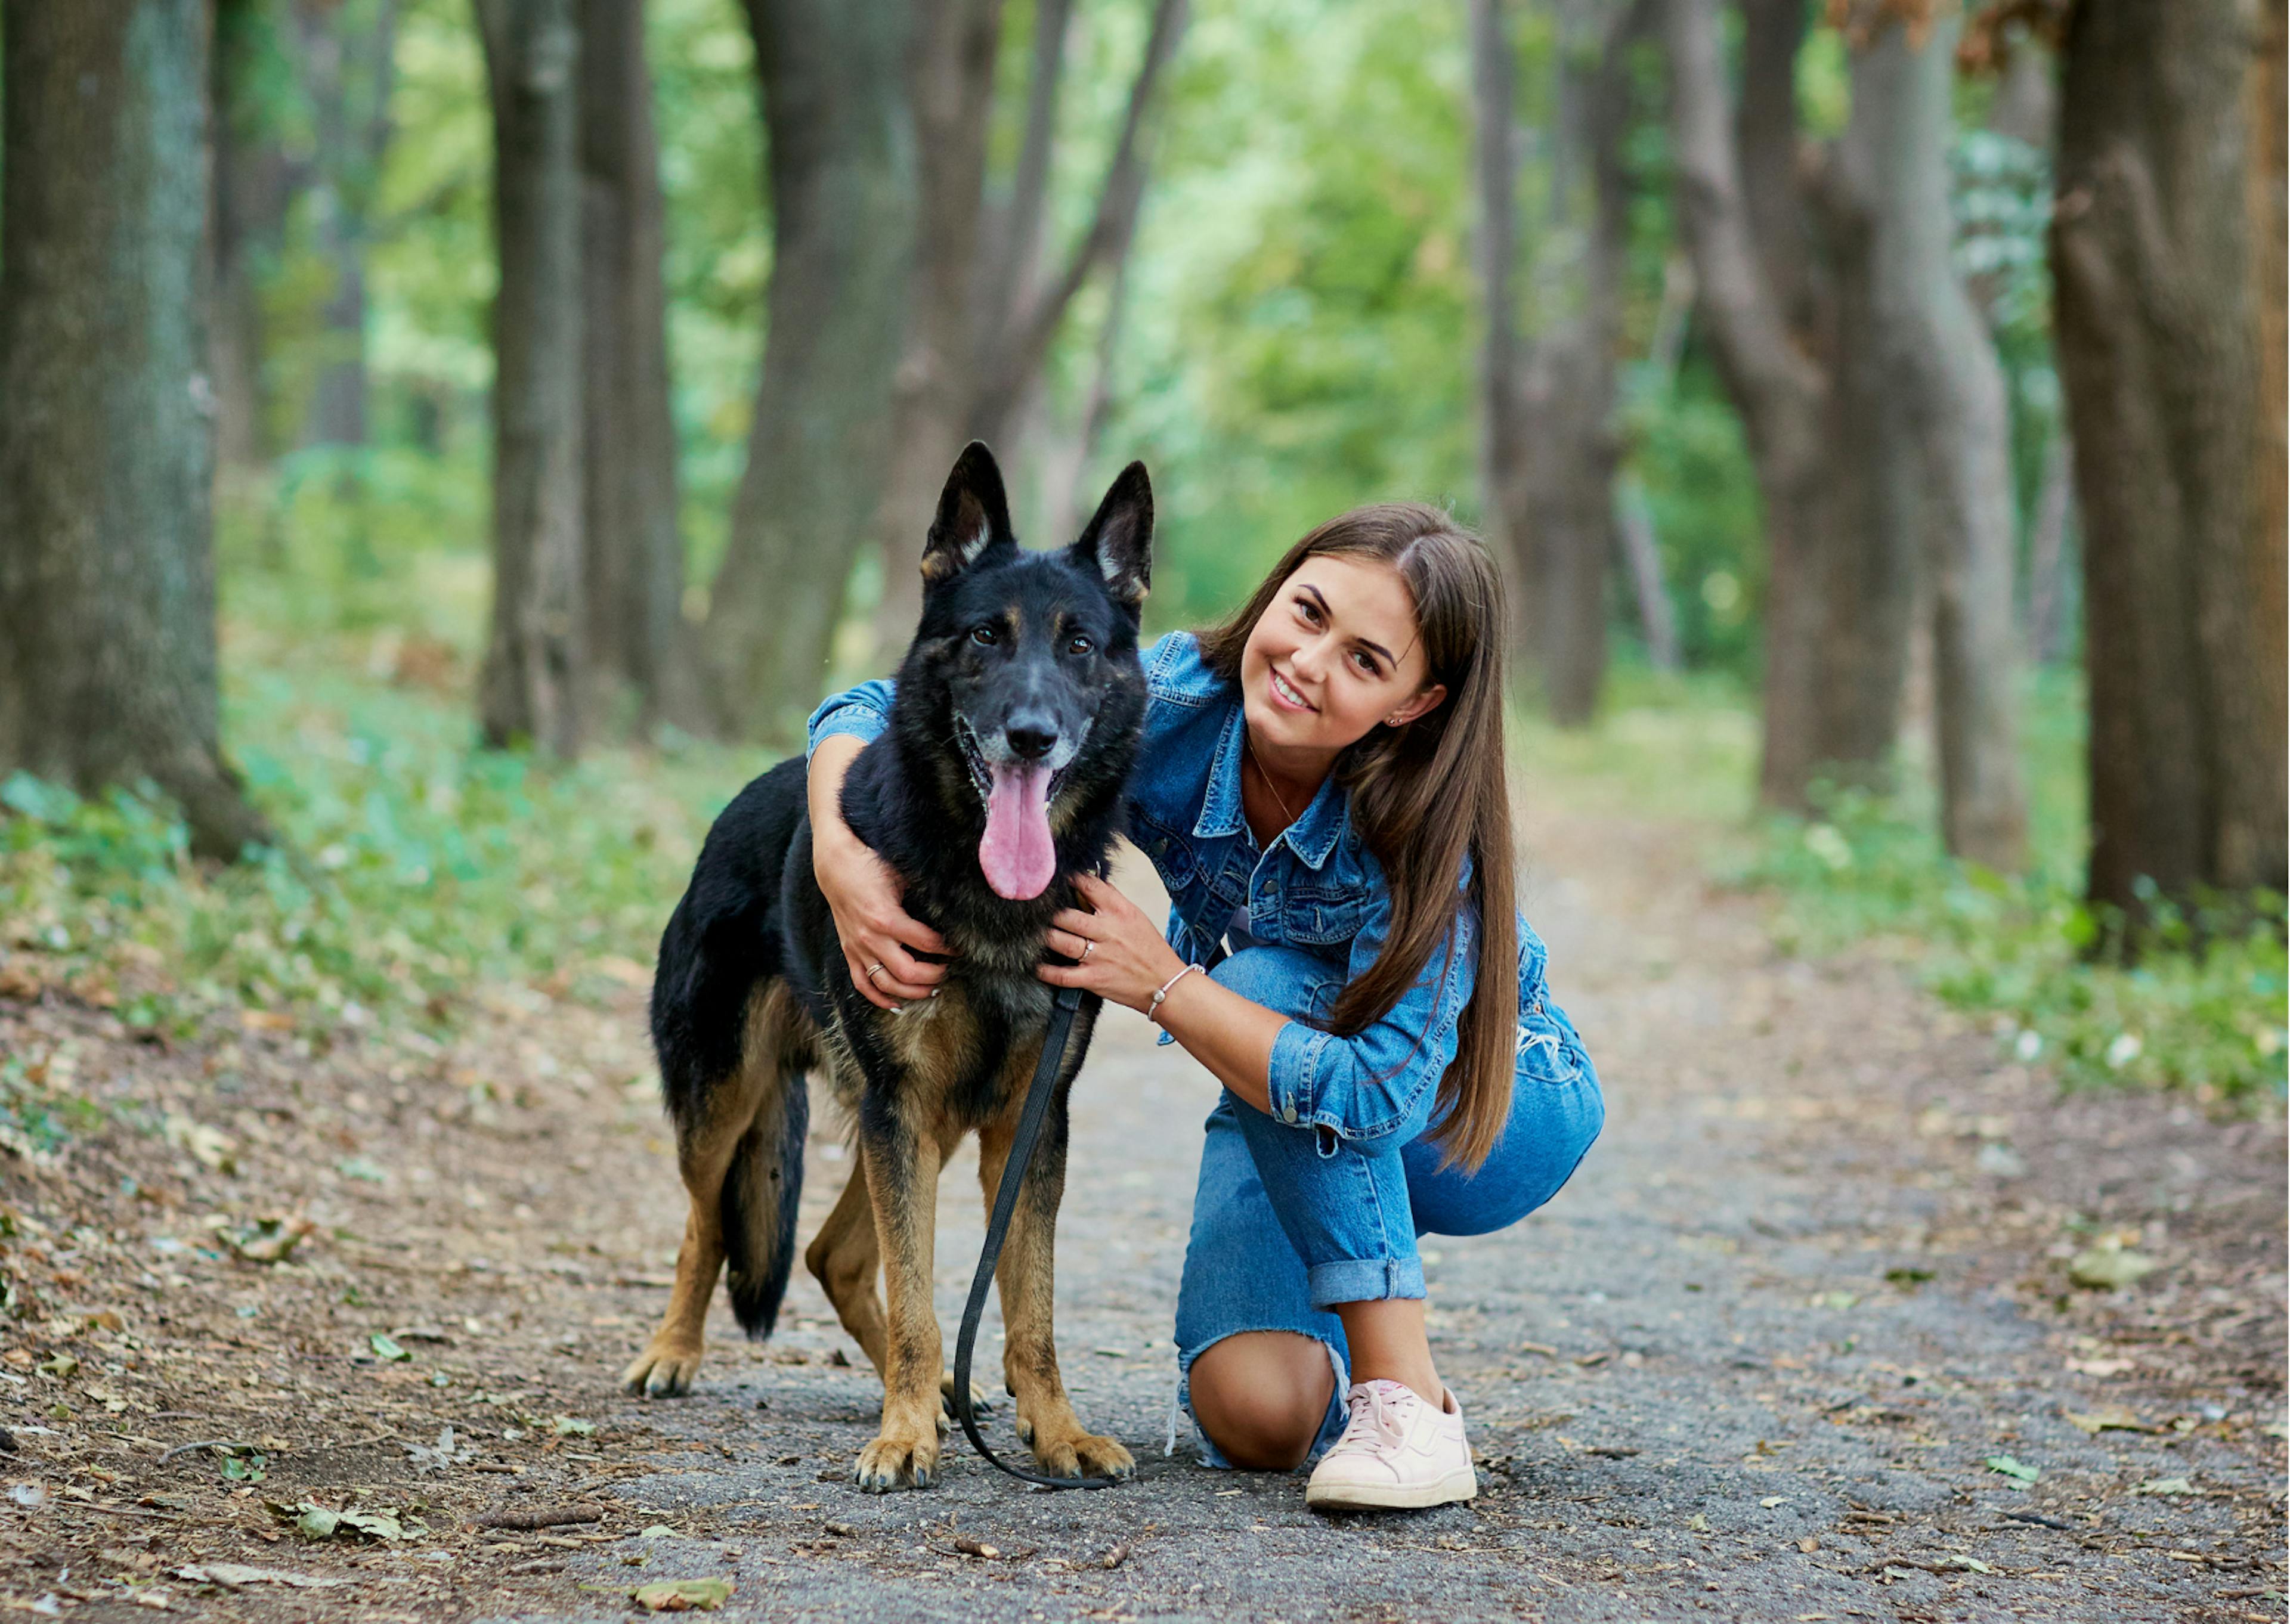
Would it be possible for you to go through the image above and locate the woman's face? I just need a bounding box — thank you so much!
[1239,553,1448,763]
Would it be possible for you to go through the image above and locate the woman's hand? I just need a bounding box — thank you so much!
[810,737,950,1010]
[1039,872,1187,1013]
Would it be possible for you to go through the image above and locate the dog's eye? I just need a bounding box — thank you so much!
[970,624,999,647]
[1067,634,1094,657]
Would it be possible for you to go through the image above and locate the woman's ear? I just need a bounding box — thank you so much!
[1383,683,1447,729]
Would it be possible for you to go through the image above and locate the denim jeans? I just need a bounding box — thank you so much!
[1172,944,1604,1467]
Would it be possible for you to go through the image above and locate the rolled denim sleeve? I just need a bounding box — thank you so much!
[1265,895,1478,1143]
[804,678,896,758]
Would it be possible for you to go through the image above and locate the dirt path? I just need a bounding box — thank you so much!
[2,799,2281,1622]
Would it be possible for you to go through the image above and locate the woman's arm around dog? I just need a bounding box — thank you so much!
[807,737,951,1011]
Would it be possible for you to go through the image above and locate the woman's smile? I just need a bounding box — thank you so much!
[1266,665,1317,713]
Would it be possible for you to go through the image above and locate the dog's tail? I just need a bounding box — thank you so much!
[721,1064,808,1338]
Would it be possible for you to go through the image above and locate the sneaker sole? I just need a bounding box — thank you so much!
[1305,1468,1478,1513]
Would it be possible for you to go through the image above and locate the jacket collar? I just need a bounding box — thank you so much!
[1192,700,1350,872]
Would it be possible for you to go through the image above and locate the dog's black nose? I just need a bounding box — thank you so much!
[1005,721,1058,761]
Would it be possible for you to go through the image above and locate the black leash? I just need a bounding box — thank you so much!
[948,983,1123,1491]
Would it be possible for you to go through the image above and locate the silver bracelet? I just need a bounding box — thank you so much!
[1147,963,1205,1025]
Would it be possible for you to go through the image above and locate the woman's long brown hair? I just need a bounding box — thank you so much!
[1197,504,1517,1172]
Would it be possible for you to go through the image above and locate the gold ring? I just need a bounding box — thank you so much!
[1080,940,1094,962]
[865,962,886,982]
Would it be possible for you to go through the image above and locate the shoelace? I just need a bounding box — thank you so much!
[1336,1383,1416,1451]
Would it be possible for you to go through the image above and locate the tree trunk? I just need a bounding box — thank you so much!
[475,0,585,755]
[1614,475,1680,671]
[868,0,1004,654]
[1472,0,1639,724]
[2023,427,2075,664]
[1467,0,1534,672]
[290,0,397,450]
[578,0,703,735]
[1663,0,1837,808]
[211,0,295,470]
[700,0,917,744]
[0,0,273,860]
[1855,14,2027,871]
[1807,44,1917,782]
[2053,0,2288,916]
[869,0,1184,655]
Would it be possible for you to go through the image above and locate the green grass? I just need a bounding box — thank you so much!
[0,622,771,1050]
[1511,662,2285,1104]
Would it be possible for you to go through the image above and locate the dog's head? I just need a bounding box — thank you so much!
[901,442,1153,901]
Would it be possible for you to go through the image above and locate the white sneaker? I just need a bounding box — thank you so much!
[1304,1378,1477,1511]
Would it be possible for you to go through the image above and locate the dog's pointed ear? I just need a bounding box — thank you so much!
[920,442,1016,588]
[1066,461,1152,612]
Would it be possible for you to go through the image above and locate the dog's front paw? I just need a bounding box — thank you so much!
[853,1430,940,1493]
[621,1338,704,1397]
[1029,1425,1135,1483]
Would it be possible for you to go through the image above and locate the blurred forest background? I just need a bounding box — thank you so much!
[0,0,2283,1115]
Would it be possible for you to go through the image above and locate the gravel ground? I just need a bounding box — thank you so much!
[516,813,2287,1624]
[5,801,2280,1623]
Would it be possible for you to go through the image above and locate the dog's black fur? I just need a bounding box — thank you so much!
[627,444,1151,1490]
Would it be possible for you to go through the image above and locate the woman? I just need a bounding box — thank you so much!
[804,503,1602,1511]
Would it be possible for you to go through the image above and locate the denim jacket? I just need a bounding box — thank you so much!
[806,631,1574,1146]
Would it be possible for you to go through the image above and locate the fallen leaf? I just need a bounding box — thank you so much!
[367,1332,410,1363]
[34,1356,75,1380]
[632,1576,734,1612]
[2063,1405,2149,1435]
[1759,1496,1787,1509]
[2133,1477,2196,1496]
[1884,1267,1935,1288]
[2069,1247,2156,1290]
[169,1564,346,1590]
[550,1417,596,1437]
[1796,1536,1819,1552]
[1944,1555,1995,1574]
[1686,1513,1711,1532]
[1985,1454,2041,1486]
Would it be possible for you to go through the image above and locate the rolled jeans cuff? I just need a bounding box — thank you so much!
[1306,1254,1424,1311]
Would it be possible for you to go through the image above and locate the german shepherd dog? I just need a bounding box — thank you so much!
[623,444,1151,1492]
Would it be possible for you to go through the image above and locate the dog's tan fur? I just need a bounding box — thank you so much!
[621,979,1131,1489]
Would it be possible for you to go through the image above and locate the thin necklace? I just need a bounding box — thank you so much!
[1244,730,1302,827]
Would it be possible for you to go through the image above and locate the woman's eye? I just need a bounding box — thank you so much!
[1353,650,1378,675]
[1067,634,1094,656]
[970,624,999,647]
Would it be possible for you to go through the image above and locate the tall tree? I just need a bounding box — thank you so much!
[2052,0,2289,916]
[578,0,703,734]
[1663,0,1916,807]
[696,0,920,737]
[290,0,398,450]
[1471,0,1645,725]
[1851,8,2027,870]
[697,0,918,743]
[0,0,273,860]
[868,0,1188,652]
[211,0,296,470]
[475,0,586,755]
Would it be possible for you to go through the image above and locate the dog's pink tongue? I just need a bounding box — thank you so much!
[980,761,1056,900]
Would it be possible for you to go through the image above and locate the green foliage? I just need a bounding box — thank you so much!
[1116,0,1478,633]
[0,639,769,1047]
[1725,678,2288,1104]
